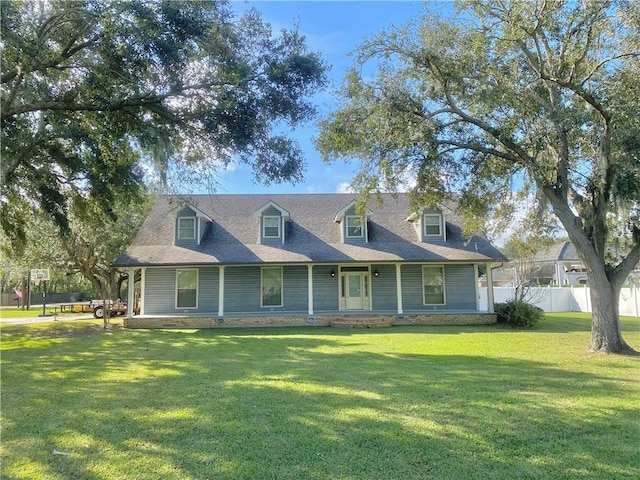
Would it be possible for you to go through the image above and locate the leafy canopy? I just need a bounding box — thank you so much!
[317,0,639,278]
[1,0,327,251]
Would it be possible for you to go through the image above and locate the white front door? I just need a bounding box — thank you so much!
[345,273,365,310]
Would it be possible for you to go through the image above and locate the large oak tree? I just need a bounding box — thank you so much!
[317,0,640,353]
[1,0,327,251]
[0,192,154,305]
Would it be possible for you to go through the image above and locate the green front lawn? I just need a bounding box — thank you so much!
[0,307,92,319]
[1,314,639,479]
[0,307,49,319]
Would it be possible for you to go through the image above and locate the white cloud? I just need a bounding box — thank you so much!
[336,182,354,193]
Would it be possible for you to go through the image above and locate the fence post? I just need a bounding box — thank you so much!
[585,284,591,313]
[635,286,639,318]
[570,285,575,311]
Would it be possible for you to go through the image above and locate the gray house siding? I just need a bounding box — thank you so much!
[282,265,309,313]
[144,268,174,315]
[313,265,339,312]
[145,266,218,315]
[223,265,308,315]
[371,264,398,312]
[224,266,261,314]
[198,217,209,244]
[401,265,425,311]
[444,264,477,310]
[401,264,476,312]
[143,263,477,316]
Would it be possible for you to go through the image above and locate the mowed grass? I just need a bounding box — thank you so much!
[1,314,639,480]
[0,307,50,319]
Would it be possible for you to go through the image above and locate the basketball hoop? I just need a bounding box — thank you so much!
[31,268,50,286]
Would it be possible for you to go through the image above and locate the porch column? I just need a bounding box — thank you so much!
[486,263,495,313]
[218,265,225,317]
[307,264,314,315]
[126,268,135,319]
[139,268,146,315]
[395,263,403,314]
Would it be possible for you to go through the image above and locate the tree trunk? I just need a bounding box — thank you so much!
[586,260,636,355]
[548,196,637,355]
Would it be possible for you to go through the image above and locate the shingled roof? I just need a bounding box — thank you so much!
[113,193,507,267]
[532,241,580,263]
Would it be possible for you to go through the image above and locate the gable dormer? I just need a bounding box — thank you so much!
[175,205,212,246]
[334,200,372,244]
[254,201,290,245]
[406,206,449,242]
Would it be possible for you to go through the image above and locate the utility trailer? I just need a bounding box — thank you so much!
[53,303,94,314]
[89,300,127,319]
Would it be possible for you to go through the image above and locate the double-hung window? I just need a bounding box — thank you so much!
[422,266,445,305]
[346,216,364,238]
[423,214,442,236]
[261,267,283,307]
[263,216,280,238]
[176,269,198,309]
[178,217,196,240]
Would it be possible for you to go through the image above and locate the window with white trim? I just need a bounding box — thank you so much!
[176,269,198,309]
[422,265,445,305]
[261,267,283,307]
[263,216,280,238]
[423,214,442,236]
[346,216,364,238]
[178,217,196,240]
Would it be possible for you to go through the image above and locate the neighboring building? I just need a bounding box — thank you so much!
[532,242,586,286]
[491,241,586,287]
[113,194,507,328]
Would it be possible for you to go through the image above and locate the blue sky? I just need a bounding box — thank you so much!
[215,1,451,195]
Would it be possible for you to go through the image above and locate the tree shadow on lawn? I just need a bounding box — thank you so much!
[534,314,640,334]
[1,328,639,480]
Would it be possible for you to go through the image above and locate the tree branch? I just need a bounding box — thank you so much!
[613,239,640,288]
[436,138,520,164]
[1,79,239,119]
[1,32,104,84]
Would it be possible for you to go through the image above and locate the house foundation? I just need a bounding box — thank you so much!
[123,313,497,329]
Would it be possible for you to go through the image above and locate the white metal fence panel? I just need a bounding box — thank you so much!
[479,286,640,317]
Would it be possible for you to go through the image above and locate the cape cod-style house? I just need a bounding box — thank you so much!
[113,194,506,328]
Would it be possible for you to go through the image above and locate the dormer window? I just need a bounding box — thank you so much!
[335,200,371,244]
[174,204,212,246]
[423,214,442,236]
[263,216,281,238]
[346,216,364,238]
[254,201,290,244]
[407,207,448,242]
[178,217,196,240]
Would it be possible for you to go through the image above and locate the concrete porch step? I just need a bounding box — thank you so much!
[330,316,393,328]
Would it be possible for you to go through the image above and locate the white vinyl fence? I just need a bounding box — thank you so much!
[479,286,640,317]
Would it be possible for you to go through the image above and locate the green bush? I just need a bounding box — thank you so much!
[495,300,544,328]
